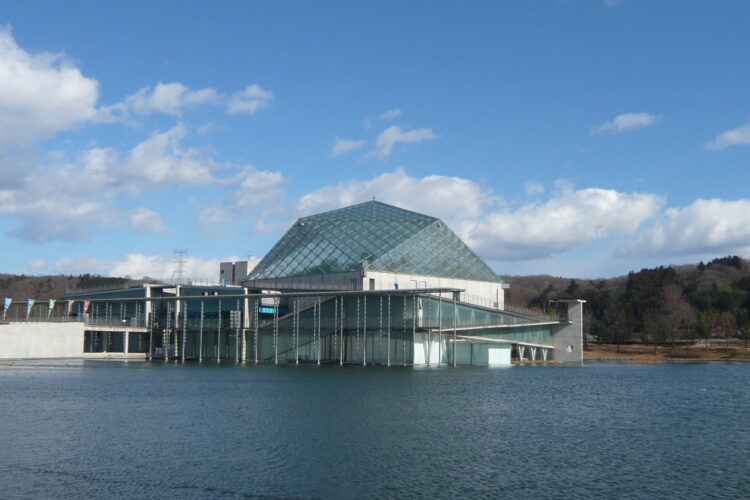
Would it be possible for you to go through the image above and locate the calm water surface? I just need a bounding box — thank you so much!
[0,360,748,499]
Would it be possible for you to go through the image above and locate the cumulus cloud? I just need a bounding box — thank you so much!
[130,207,167,234]
[122,124,216,186]
[464,186,663,261]
[0,124,221,242]
[524,181,545,195]
[227,84,274,115]
[705,124,750,151]
[330,137,366,157]
[298,167,497,223]
[55,253,259,282]
[0,26,99,148]
[618,198,750,258]
[591,112,659,134]
[101,82,217,119]
[197,165,288,232]
[380,108,402,121]
[22,259,46,275]
[297,171,663,262]
[369,126,438,159]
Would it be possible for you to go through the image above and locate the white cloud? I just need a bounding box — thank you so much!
[103,82,217,118]
[524,181,545,195]
[330,137,366,157]
[618,198,750,258]
[197,165,288,232]
[130,207,167,234]
[298,171,662,262]
[22,259,46,274]
[380,108,402,121]
[591,112,659,134]
[55,252,259,282]
[298,167,497,222]
[0,124,220,242]
[464,186,663,261]
[122,124,215,186]
[369,125,438,159]
[227,84,274,115]
[705,124,750,151]
[0,26,99,148]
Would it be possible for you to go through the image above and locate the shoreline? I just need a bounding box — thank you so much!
[584,343,750,364]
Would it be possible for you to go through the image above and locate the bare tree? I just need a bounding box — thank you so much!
[658,284,696,349]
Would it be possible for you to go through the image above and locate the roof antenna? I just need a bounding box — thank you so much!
[371,170,376,201]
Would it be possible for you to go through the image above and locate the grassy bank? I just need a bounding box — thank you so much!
[584,343,750,363]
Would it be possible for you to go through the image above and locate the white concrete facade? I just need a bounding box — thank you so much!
[552,300,585,363]
[0,322,84,360]
[246,270,505,310]
[363,271,504,310]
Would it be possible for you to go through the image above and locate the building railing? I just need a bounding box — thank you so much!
[1,315,83,324]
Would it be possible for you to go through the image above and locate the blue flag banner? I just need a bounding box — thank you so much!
[27,299,35,319]
[3,298,11,319]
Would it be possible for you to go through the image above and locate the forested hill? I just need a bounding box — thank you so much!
[503,256,750,343]
[0,274,145,302]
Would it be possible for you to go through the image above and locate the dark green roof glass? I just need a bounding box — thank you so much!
[247,201,498,282]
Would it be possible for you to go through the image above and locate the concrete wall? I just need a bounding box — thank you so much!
[0,322,84,360]
[365,271,504,310]
[246,271,362,291]
[552,301,584,363]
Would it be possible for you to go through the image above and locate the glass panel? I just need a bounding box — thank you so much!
[248,201,498,282]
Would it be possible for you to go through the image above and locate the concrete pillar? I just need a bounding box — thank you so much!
[552,300,585,363]
[530,346,537,361]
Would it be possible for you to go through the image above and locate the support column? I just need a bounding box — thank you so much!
[402,295,407,366]
[438,294,442,366]
[254,297,259,364]
[182,299,187,362]
[530,346,537,362]
[316,299,321,365]
[356,297,360,364]
[165,300,171,362]
[295,297,300,365]
[217,299,222,362]
[273,297,279,364]
[453,295,457,367]
[412,295,416,365]
[542,348,548,361]
[234,299,240,363]
[148,310,154,361]
[199,300,204,362]
[362,295,367,366]
[386,295,391,367]
[339,296,344,366]
[379,296,383,364]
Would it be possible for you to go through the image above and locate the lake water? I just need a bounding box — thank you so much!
[0,360,748,499]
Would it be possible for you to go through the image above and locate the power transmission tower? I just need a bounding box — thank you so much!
[172,249,188,284]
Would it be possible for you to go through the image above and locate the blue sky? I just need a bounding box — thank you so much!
[1,0,749,280]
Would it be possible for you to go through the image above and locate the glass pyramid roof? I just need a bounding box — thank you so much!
[247,201,499,282]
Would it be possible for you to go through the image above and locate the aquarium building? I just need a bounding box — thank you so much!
[23,201,583,365]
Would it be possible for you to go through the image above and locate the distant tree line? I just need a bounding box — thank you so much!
[518,256,750,347]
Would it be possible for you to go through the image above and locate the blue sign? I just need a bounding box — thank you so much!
[258,306,276,314]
